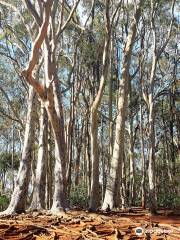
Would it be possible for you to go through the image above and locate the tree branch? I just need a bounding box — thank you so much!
[22,0,53,99]
[157,0,176,57]
[0,86,24,129]
[56,0,80,39]
[111,0,123,27]
[23,0,42,26]
[0,0,33,38]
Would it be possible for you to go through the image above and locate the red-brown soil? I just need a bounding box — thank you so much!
[0,208,179,240]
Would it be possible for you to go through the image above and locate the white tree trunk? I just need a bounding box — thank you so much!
[129,116,135,206]
[102,83,128,210]
[30,105,48,210]
[140,104,146,209]
[46,122,53,209]
[42,35,68,212]
[45,76,67,213]
[102,2,142,210]
[1,87,36,214]
[147,48,157,213]
[89,0,111,211]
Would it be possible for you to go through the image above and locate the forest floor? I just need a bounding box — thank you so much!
[0,208,179,240]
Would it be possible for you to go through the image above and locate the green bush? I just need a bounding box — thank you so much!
[0,152,19,170]
[173,196,180,209]
[69,185,89,208]
[0,195,9,211]
[157,192,180,209]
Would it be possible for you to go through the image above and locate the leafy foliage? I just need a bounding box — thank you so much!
[0,152,19,171]
[0,195,9,211]
[69,185,89,208]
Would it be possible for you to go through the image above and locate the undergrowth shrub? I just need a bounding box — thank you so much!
[69,184,89,208]
[0,195,9,211]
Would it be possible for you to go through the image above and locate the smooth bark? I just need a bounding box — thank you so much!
[30,105,48,210]
[1,87,36,214]
[89,0,111,211]
[102,1,142,210]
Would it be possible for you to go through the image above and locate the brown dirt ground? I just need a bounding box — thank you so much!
[0,208,179,240]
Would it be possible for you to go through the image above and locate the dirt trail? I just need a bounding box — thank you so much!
[0,208,179,239]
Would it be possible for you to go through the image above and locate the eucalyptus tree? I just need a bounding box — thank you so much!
[20,0,82,213]
[0,0,38,214]
[30,105,48,210]
[0,0,80,214]
[102,0,143,210]
[141,0,176,214]
[89,0,111,211]
[1,86,37,214]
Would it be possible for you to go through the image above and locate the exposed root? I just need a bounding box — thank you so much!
[0,208,17,217]
[49,207,67,217]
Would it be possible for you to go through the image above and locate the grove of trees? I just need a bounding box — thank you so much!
[0,0,179,216]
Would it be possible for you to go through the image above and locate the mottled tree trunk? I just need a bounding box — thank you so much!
[121,155,126,209]
[1,87,36,214]
[45,80,67,212]
[86,118,91,197]
[43,35,68,212]
[129,106,135,206]
[161,101,173,181]
[129,127,135,206]
[89,0,111,211]
[30,105,48,210]
[66,85,75,195]
[46,122,53,209]
[140,104,146,209]
[147,0,175,214]
[148,101,157,214]
[147,45,157,214]
[75,122,84,186]
[11,125,15,191]
[109,38,114,162]
[102,2,142,210]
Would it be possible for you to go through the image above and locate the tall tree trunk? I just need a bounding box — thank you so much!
[161,100,173,181]
[120,153,126,209]
[89,0,111,211]
[147,49,157,214]
[89,108,100,210]
[11,125,15,191]
[86,117,91,197]
[169,86,175,172]
[102,1,142,210]
[140,103,146,209]
[46,122,53,209]
[43,34,68,211]
[75,122,84,186]
[148,98,156,214]
[20,0,81,213]
[1,87,36,214]
[45,79,67,212]
[129,118,135,206]
[128,83,135,206]
[108,38,114,165]
[30,105,48,210]
[66,84,75,195]
[147,0,175,214]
